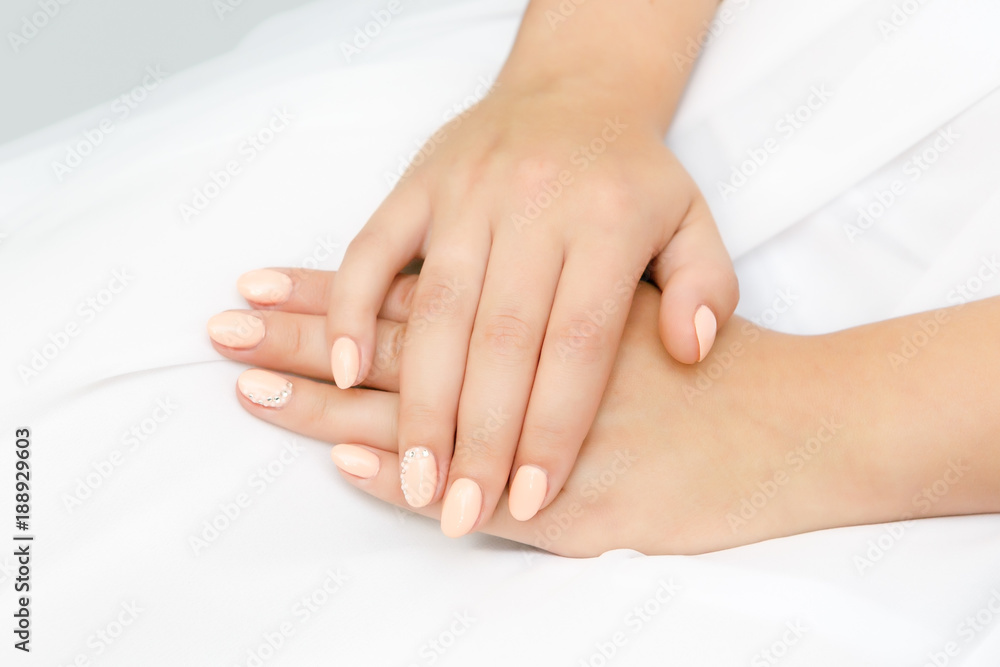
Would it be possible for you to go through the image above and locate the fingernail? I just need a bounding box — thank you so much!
[694,305,717,362]
[400,447,437,508]
[509,465,547,521]
[237,269,293,305]
[237,369,293,408]
[331,337,360,389]
[207,311,265,349]
[331,444,380,479]
[441,478,482,538]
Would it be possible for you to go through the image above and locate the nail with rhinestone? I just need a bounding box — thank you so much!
[400,447,437,508]
[237,369,293,408]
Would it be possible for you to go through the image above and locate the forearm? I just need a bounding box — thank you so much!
[825,295,1000,519]
[498,0,721,137]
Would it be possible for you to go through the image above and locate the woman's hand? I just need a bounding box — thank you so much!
[212,269,884,556]
[284,0,744,538]
[302,74,738,538]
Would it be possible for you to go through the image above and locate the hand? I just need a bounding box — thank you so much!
[210,269,875,557]
[306,76,738,538]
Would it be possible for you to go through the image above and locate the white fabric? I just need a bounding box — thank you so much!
[2,0,999,664]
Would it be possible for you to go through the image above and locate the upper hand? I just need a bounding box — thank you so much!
[296,81,738,536]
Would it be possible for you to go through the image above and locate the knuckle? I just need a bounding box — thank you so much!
[275,315,307,360]
[453,409,510,468]
[311,387,341,428]
[395,275,419,315]
[452,430,492,468]
[551,313,607,366]
[399,401,447,446]
[373,323,406,372]
[477,309,536,363]
[511,155,565,194]
[410,273,466,326]
[582,179,638,230]
[520,416,571,453]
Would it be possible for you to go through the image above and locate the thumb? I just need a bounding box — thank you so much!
[650,195,739,364]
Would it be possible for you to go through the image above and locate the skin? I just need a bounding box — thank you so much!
[213,269,1000,557]
[324,0,739,536]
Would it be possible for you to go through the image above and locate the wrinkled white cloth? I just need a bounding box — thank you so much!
[1,0,999,665]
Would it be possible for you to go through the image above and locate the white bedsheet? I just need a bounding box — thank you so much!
[2,0,999,664]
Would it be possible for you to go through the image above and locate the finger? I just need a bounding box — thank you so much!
[397,227,490,508]
[442,234,562,536]
[237,268,419,322]
[650,195,739,364]
[327,186,429,389]
[328,431,547,550]
[207,309,406,392]
[512,246,641,520]
[235,369,397,450]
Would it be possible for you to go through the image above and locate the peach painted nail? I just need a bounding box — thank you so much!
[330,444,380,479]
[237,269,293,305]
[237,369,292,408]
[207,311,265,349]
[400,447,437,508]
[331,337,360,389]
[694,305,717,362]
[509,465,547,521]
[441,478,482,538]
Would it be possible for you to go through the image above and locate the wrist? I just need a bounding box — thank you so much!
[491,63,671,140]
[499,0,721,137]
